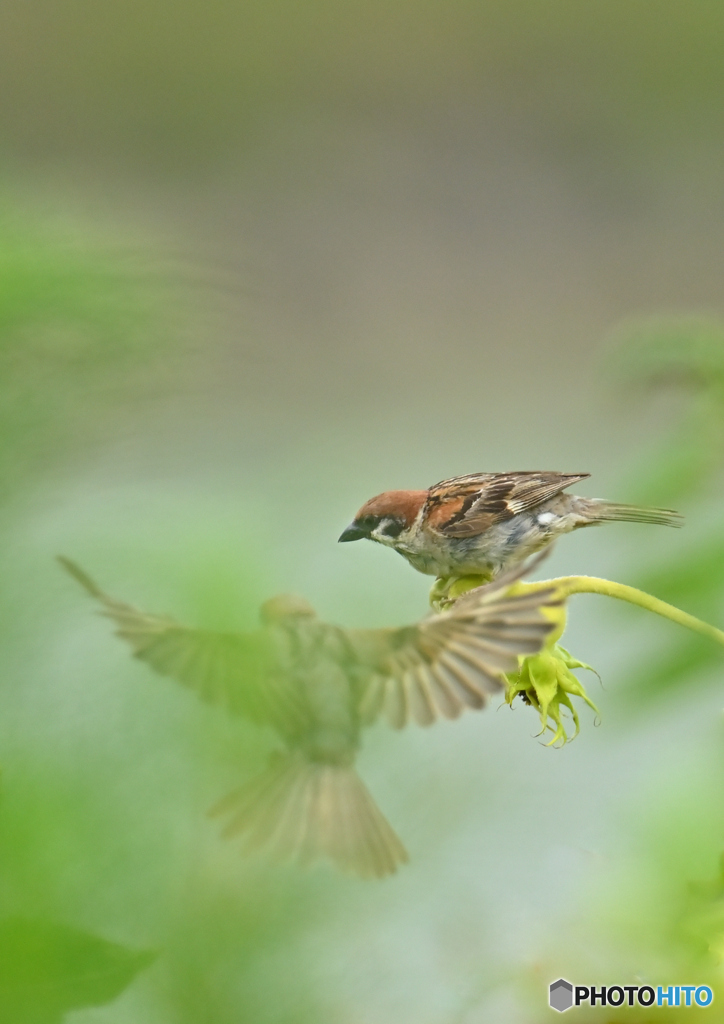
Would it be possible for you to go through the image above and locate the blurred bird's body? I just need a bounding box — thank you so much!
[59,558,559,878]
[340,471,683,580]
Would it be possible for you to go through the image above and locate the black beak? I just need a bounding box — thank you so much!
[338,522,368,542]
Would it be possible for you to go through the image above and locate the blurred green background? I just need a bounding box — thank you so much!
[2,1,724,1020]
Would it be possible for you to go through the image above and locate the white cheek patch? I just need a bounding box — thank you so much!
[537,512,556,525]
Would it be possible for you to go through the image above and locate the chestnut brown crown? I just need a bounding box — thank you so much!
[338,489,427,543]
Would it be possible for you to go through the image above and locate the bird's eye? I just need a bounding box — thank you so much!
[380,518,404,538]
[359,515,380,531]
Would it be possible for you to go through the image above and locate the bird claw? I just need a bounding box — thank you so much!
[429,573,493,611]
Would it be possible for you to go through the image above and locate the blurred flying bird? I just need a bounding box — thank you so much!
[58,555,560,878]
[340,470,682,580]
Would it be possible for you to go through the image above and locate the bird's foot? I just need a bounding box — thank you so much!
[429,573,494,611]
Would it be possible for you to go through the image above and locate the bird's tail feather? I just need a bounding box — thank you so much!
[208,751,408,878]
[583,500,683,528]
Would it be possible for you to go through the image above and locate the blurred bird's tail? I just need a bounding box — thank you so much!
[580,499,683,528]
[208,751,408,879]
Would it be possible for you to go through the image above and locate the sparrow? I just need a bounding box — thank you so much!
[339,471,683,580]
[58,555,559,879]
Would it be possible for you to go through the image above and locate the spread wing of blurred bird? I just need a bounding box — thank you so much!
[58,556,560,879]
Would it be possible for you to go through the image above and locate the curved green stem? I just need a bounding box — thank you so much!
[546,576,724,647]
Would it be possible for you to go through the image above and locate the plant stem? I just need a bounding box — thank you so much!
[543,576,724,647]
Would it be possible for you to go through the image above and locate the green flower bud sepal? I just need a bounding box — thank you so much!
[505,643,601,747]
[504,581,600,746]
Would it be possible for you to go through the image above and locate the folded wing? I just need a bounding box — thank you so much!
[427,471,589,537]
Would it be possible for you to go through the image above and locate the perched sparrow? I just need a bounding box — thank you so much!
[58,556,559,879]
[340,471,683,580]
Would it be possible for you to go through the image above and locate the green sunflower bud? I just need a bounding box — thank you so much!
[505,644,600,747]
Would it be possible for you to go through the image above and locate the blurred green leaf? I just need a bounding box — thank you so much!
[0,917,155,1024]
[610,317,724,506]
[607,318,724,708]
[0,202,177,502]
[519,770,724,1022]
[613,317,724,387]
[0,215,147,339]
[617,634,718,707]
[636,537,724,612]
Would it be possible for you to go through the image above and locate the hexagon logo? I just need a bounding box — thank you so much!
[549,978,573,1012]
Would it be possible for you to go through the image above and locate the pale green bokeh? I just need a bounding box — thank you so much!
[2,4,724,1021]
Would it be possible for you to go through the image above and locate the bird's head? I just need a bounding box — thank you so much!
[260,593,317,625]
[338,489,427,549]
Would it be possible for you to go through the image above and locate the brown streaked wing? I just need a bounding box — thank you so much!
[427,471,589,538]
